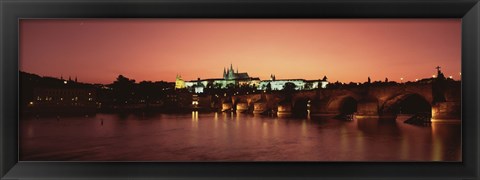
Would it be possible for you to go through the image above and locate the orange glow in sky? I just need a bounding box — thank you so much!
[20,19,461,84]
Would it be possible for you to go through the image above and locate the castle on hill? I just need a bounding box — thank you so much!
[175,64,328,93]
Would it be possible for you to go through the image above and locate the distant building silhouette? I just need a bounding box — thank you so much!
[27,87,97,113]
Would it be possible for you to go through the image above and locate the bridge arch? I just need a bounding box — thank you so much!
[339,96,358,114]
[326,95,359,115]
[292,98,312,117]
[381,93,431,116]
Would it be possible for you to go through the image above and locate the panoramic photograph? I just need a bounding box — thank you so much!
[19,19,461,161]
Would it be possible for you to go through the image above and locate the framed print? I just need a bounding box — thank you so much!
[1,0,479,179]
[17,18,463,162]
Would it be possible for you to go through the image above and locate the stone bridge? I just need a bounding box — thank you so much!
[221,81,461,120]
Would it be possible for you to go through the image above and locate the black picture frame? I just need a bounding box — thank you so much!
[1,0,479,179]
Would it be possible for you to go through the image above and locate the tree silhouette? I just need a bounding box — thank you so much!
[283,82,296,100]
[266,82,272,93]
[110,75,136,105]
[283,82,296,93]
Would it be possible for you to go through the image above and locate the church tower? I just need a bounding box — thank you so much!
[226,63,235,80]
[270,74,276,81]
[223,68,227,79]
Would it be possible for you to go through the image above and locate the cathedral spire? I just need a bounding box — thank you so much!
[230,63,233,71]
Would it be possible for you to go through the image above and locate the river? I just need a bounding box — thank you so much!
[20,112,461,161]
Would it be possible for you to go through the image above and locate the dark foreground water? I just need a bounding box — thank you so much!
[20,112,461,161]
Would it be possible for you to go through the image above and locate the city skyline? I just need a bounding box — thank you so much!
[20,19,461,84]
[20,64,454,86]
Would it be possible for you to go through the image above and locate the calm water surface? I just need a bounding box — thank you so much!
[20,112,461,161]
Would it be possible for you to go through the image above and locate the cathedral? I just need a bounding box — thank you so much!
[223,64,250,80]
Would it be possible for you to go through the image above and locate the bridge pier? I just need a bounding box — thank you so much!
[277,103,292,117]
[222,103,233,112]
[355,101,382,119]
[253,102,268,114]
[236,102,249,113]
[432,102,461,119]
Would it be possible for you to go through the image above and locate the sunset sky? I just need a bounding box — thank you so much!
[20,19,461,84]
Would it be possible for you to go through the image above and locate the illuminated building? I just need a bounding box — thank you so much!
[31,88,97,108]
[175,75,186,89]
[223,64,250,80]
[193,78,205,93]
[176,64,328,93]
[176,64,260,92]
[257,79,328,91]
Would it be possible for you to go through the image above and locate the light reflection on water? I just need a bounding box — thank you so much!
[20,113,461,161]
